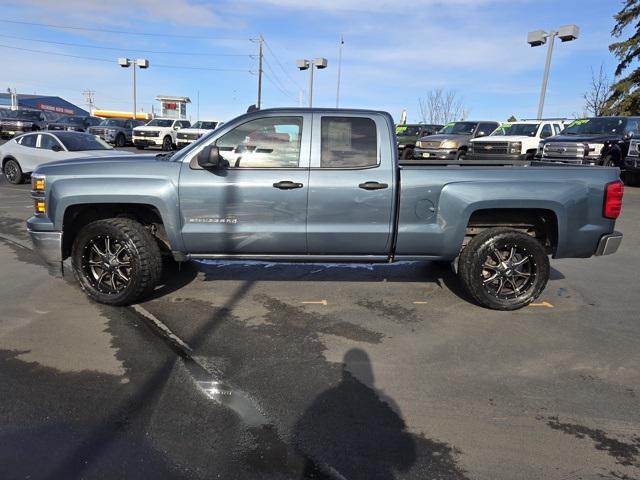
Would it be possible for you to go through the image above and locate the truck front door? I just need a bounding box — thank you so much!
[306,113,395,255]
[178,114,311,254]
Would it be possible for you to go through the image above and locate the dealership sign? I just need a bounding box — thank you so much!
[38,103,75,115]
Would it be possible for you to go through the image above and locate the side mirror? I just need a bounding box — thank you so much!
[475,131,486,138]
[625,131,635,139]
[51,144,62,152]
[174,125,180,130]
[197,145,225,169]
[540,130,552,139]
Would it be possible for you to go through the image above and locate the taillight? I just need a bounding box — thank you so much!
[604,181,624,219]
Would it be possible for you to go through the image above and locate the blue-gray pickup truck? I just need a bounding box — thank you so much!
[26,108,624,310]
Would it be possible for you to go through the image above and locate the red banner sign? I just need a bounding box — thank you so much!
[38,103,75,115]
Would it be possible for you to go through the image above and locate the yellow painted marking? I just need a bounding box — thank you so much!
[529,301,554,308]
[302,300,328,305]
[413,301,429,305]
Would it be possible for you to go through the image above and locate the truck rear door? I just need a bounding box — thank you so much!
[306,113,395,255]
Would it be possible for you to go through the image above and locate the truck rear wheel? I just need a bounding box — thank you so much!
[71,218,162,306]
[458,227,549,310]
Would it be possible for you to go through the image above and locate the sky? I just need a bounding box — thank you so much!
[0,0,625,124]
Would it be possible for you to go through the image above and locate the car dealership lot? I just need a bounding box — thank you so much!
[0,172,639,479]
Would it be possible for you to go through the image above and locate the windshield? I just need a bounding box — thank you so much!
[491,123,539,137]
[99,119,126,127]
[146,119,173,127]
[395,125,421,137]
[56,132,113,151]
[437,122,477,135]
[562,118,627,135]
[191,121,217,130]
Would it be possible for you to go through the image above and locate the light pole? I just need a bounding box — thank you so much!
[118,58,149,120]
[527,25,579,119]
[296,58,328,107]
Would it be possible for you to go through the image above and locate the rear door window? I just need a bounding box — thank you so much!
[20,134,37,148]
[320,117,378,168]
[38,134,63,150]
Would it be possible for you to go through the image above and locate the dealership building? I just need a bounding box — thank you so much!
[0,93,89,116]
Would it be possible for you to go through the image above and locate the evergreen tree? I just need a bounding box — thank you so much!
[606,0,640,114]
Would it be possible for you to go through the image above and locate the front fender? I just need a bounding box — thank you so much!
[48,176,184,251]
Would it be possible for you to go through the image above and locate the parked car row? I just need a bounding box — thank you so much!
[400,115,640,185]
[131,118,218,151]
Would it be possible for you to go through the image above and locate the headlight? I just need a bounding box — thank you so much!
[416,141,423,148]
[441,140,459,149]
[106,129,116,135]
[31,174,46,192]
[467,143,474,152]
[397,144,406,148]
[509,142,522,154]
[586,143,604,157]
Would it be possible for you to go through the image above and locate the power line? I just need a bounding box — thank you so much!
[0,19,249,41]
[262,71,298,103]
[262,38,304,91]
[263,57,296,99]
[0,33,252,57]
[0,44,254,72]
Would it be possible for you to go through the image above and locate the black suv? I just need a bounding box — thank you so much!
[537,116,640,167]
[0,109,60,137]
[395,123,442,159]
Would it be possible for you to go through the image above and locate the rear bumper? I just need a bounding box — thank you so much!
[594,231,623,256]
[27,228,63,276]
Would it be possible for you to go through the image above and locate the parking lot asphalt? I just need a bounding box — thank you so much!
[0,169,639,480]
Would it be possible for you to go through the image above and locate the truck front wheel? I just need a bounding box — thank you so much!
[458,227,549,310]
[71,218,162,306]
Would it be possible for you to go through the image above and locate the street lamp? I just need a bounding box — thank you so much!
[296,58,328,107]
[118,58,149,120]
[527,25,579,119]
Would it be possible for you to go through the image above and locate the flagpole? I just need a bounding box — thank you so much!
[336,35,344,108]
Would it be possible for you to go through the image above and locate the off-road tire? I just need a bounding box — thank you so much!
[602,154,617,167]
[115,134,126,148]
[162,136,173,151]
[401,148,414,160]
[71,218,162,306]
[455,150,466,161]
[458,227,550,310]
[3,159,24,184]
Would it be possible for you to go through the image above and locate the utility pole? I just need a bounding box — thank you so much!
[257,35,264,109]
[336,35,344,108]
[82,89,95,115]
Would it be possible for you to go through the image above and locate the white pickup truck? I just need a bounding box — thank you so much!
[467,120,564,162]
[132,118,191,151]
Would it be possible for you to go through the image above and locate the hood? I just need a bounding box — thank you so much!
[134,125,170,132]
[179,128,210,135]
[418,133,470,142]
[544,133,617,143]
[36,153,158,171]
[472,135,532,143]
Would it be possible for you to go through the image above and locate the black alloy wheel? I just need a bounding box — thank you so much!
[72,218,161,305]
[458,227,550,310]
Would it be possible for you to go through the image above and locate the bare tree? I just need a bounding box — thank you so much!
[418,88,468,124]
[583,64,611,116]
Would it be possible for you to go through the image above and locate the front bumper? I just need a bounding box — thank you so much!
[594,232,623,256]
[176,139,196,148]
[538,156,600,166]
[412,147,457,160]
[624,157,640,171]
[133,137,162,147]
[27,228,63,276]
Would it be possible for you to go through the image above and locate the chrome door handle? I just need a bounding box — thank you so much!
[273,180,304,190]
[358,181,388,190]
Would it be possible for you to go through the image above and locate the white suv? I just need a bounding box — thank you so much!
[467,120,563,162]
[132,118,191,151]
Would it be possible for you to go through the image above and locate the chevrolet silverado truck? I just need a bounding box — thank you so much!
[26,108,624,310]
[395,123,442,160]
[468,120,563,163]
[536,116,640,167]
[132,118,191,151]
[413,120,500,161]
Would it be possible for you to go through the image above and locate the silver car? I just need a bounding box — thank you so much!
[0,131,128,184]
